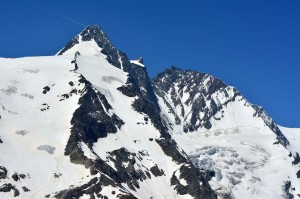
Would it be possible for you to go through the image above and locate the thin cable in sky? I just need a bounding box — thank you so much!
[43,8,86,27]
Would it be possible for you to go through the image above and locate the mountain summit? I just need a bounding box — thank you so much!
[0,25,299,199]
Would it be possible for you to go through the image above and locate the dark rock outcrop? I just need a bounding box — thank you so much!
[171,164,217,199]
[55,175,136,199]
[0,183,20,197]
[152,66,239,131]
[42,86,50,94]
[0,166,7,179]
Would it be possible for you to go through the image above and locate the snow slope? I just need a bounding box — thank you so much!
[0,56,93,198]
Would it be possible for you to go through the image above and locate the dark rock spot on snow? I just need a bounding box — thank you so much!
[0,183,20,197]
[150,165,164,177]
[19,174,26,179]
[59,94,69,101]
[203,170,215,181]
[292,153,300,165]
[296,170,300,178]
[69,81,74,86]
[71,51,80,71]
[112,191,116,195]
[273,140,280,145]
[22,186,30,192]
[0,166,8,179]
[42,86,50,94]
[71,89,78,95]
[54,173,62,178]
[149,138,153,141]
[40,103,50,111]
[117,83,138,98]
[45,194,50,198]
[0,138,2,143]
[12,173,20,181]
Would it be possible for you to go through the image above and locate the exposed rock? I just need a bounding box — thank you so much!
[150,165,164,177]
[55,174,136,199]
[0,166,7,179]
[152,66,239,132]
[156,139,187,163]
[42,86,50,94]
[0,183,20,197]
[22,186,30,192]
[282,181,294,199]
[292,153,300,165]
[171,164,217,199]
[12,173,19,181]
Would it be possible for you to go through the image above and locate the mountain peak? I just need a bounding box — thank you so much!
[79,25,109,43]
[57,24,115,57]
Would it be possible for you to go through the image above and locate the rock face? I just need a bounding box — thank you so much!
[0,24,299,199]
[153,66,239,130]
[152,66,289,147]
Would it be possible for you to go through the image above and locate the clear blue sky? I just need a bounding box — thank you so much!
[0,0,299,127]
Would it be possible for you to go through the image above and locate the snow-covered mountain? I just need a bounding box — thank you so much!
[0,25,299,199]
[152,67,300,198]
